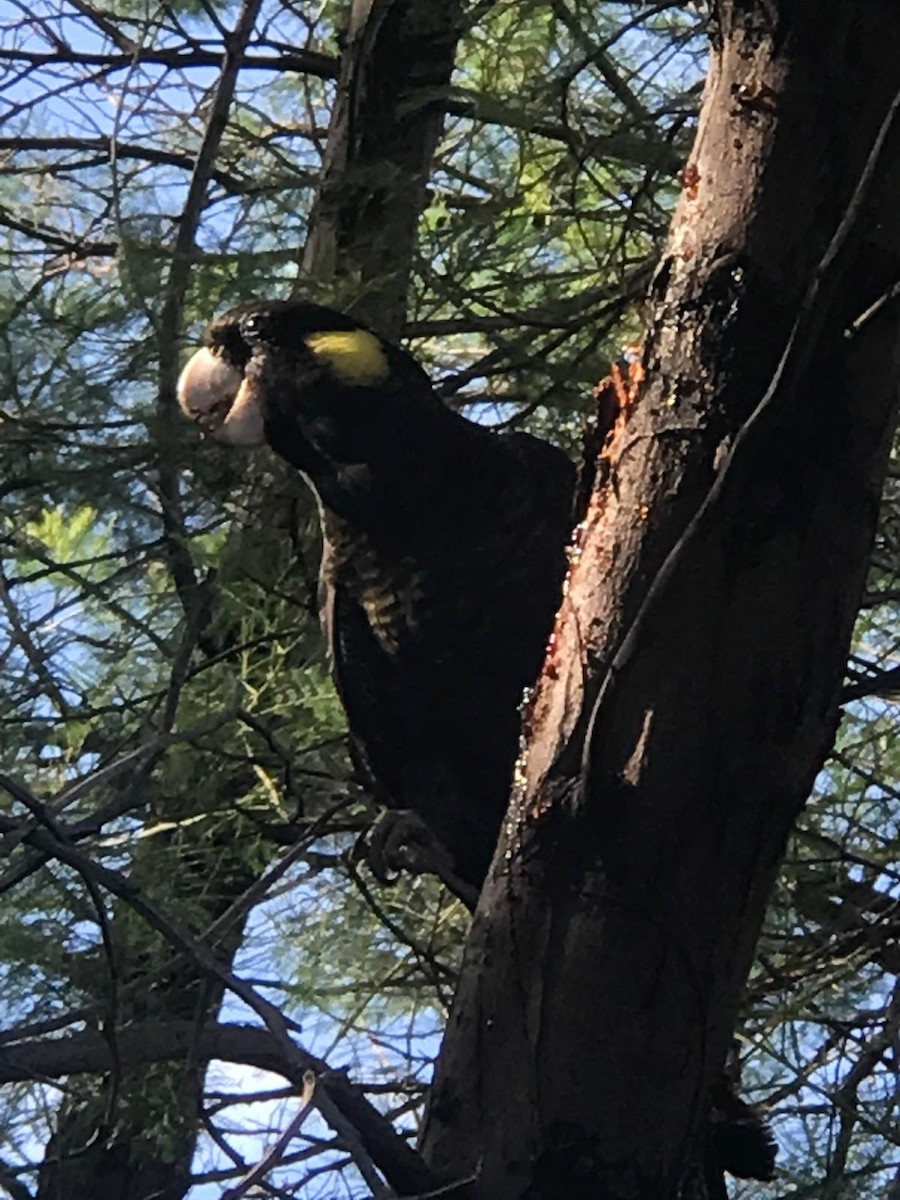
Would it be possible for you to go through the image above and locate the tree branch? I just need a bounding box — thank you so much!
[0,798,437,1198]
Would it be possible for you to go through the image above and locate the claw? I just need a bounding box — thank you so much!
[358,810,479,908]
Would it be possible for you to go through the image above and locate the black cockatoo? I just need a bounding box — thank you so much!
[178,300,576,904]
[178,300,778,1185]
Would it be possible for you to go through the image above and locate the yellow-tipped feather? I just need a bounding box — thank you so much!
[304,330,390,386]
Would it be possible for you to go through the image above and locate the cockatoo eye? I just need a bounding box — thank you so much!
[239,312,267,340]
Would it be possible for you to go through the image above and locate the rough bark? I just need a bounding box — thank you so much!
[422,5,900,1197]
[300,0,467,336]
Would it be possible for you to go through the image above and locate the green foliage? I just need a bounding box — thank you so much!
[25,506,113,565]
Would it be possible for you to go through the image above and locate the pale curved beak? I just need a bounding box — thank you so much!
[177,348,266,447]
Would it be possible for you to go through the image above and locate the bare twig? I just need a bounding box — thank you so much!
[0,796,438,1198]
[0,711,238,878]
[153,0,265,624]
[222,1070,318,1200]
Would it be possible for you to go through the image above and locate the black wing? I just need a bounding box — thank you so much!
[321,423,575,892]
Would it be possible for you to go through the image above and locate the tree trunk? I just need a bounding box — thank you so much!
[300,0,466,336]
[422,4,900,1197]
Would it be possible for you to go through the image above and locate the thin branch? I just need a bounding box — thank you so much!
[0,795,438,1198]
[222,1070,318,1200]
[0,568,69,718]
[0,1160,34,1200]
[153,0,264,631]
[0,203,117,258]
[0,56,684,172]
[842,664,900,703]
[0,711,238,875]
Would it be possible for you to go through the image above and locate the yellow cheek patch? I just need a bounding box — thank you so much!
[304,329,390,386]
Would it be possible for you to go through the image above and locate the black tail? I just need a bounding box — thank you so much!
[709,1047,777,1180]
